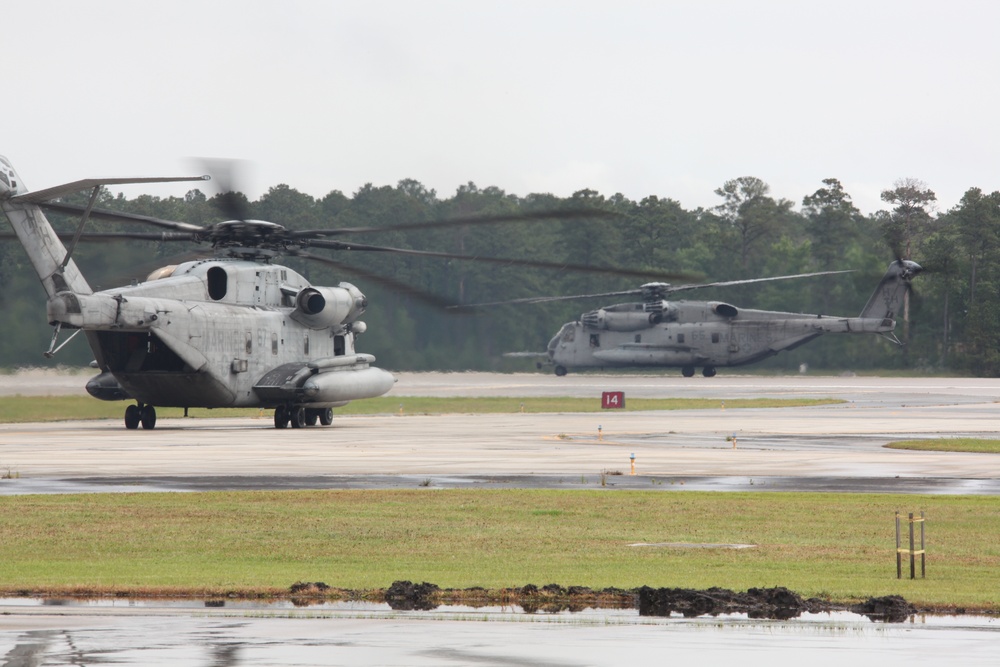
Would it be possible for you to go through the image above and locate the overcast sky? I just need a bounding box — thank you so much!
[6,1,999,217]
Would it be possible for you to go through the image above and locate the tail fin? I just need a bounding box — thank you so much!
[859,260,923,321]
[0,156,93,297]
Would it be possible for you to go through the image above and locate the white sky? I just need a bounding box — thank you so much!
[5,0,1000,216]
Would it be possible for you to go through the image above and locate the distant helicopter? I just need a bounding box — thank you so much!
[0,155,685,429]
[458,263,922,377]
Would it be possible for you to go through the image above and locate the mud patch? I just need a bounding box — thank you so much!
[850,595,916,622]
[637,586,826,620]
[377,582,922,622]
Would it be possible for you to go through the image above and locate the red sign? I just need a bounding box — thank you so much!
[601,391,625,409]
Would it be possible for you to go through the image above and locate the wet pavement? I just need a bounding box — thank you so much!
[1,599,998,666]
[3,473,999,496]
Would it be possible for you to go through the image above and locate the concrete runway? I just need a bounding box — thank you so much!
[2,372,1000,494]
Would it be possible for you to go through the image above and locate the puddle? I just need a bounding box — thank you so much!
[1,598,997,666]
[1,597,996,625]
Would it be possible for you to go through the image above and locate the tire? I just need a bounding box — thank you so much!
[702,366,717,378]
[554,365,568,377]
[319,408,334,426]
[290,406,306,429]
[274,405,288,429]
[140,405,157,430]
[304,410,319,427]
[124,404,140,430]
[681,366,695,377]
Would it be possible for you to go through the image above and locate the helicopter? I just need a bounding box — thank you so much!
[0,155,690,429]
[458,262,923,377]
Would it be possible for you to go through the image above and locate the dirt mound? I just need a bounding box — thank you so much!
[287,581,917,622]
[850,595,916,622]
[637,586,833,620]
[385,580,441,610]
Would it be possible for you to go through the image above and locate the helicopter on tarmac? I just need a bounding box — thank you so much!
[458,262,923,377]
[0,155,684,429]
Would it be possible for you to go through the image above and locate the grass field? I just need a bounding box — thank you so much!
[0,395,841,423]
[0,489,996,611]
[886,438,1000,454]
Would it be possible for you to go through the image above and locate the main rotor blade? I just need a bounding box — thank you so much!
[301,238,695,282]
[287,249,459,310]
[448,270,855,309]
[293,208,621,238]
[448,289,645,309]
[38,202,205,233]
[662,270,855,294]
[10,175,209,205]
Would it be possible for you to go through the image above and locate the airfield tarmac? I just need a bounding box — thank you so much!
[1,372,999,494]
[3,372,1000,665]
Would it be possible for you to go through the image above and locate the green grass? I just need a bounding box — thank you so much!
[0,395,841,423]
[0,490,995,610]
[886,439,1000,454]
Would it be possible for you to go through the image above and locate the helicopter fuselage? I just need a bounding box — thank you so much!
[65,259,393,409]
[545,289,903,377]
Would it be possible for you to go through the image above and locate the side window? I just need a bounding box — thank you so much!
[634,334,641,343]
[677,333,685,344]
[304,335,310,356]
[271,332,278,355]
[712,333,721,344]
[245,332,252,355]
[207,266,228,300]
[589,334,600,348]
[334,335,346,356]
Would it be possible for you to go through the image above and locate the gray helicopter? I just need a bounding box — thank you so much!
[0,155,673,429]
[464,262,922,377]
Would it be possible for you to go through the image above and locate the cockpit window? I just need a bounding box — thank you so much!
[0,172,8,187]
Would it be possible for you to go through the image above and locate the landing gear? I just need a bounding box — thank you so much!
[289,406,306,429]
[140,405,157,429]
[124,403,157,429]
[125,404,140,430]
[702,366,717,378]
[274,404,289,429]
[681,366,695,377]
[554,365,568,377]
[274,405,334,429]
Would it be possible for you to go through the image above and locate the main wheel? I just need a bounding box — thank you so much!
[304,409,319,427]
[140,405,157,430]
[319,408,334,426]
[702,366,717,378]
[274,405,289,429]
[124,404,141,430]
[290,406,306,428]
[681,366,695,377]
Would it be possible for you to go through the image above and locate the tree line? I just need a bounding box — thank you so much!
[2,173,998,375]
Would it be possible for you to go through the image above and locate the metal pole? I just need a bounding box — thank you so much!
[909,512,916,580]
[920,511,926,579]
[896,512,903,579]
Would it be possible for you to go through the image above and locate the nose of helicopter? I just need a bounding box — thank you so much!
[0,155,23,198]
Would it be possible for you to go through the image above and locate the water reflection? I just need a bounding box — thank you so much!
[1,601,997,667]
